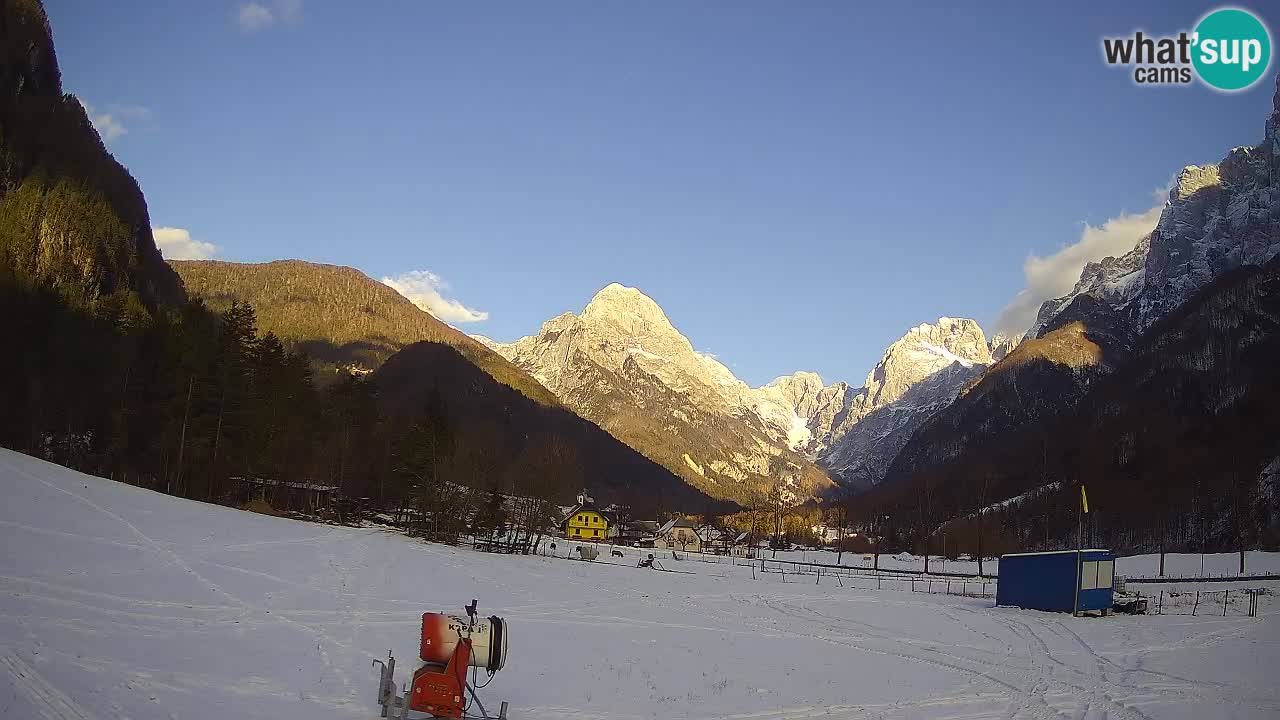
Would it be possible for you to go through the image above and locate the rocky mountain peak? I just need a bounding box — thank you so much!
[759,371,834,422]
[866,317,992,401]
[580,283,678,339]
[539,311,578,336]
[1172,164,1221,200]
[988,332,1024,362]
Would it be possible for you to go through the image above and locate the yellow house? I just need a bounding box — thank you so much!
[563,494,609,540]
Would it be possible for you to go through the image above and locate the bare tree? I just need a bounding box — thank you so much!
[768,456,793,557]
[826,500,850,565]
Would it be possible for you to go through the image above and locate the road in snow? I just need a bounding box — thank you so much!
[1,448,1278,720]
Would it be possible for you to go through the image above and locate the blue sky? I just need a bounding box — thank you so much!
[49,1,1274,386]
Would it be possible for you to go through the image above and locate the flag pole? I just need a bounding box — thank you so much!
[1073,484,1088,617]
[1075,481,1085,609]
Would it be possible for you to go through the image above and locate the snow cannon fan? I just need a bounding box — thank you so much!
[373,599,509,720]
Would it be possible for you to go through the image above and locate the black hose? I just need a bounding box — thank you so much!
[486,616,504,674]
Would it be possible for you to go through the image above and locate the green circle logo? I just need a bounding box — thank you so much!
[1192,8,1272,91]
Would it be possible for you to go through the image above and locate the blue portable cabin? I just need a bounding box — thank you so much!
[996,549,1115,614]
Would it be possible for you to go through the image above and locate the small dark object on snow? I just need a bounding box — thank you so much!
[611,549,624,557]
[1114,597,1148,615]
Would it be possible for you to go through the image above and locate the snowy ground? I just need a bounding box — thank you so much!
[2,449,1278,720]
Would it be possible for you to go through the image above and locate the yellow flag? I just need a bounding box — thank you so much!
[1081,485,1089,514]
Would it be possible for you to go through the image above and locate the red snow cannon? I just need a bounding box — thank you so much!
[373,600,509,720]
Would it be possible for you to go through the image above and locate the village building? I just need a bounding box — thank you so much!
[654,518,701,552]
[561,492,610,540]
[611,519,661,546]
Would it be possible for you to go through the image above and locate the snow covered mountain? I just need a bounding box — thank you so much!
[482,283,1010,498]
[479,284,833,505]
[484,292,1010,498]
[760,319,997,490]
[1029,73,1280,339]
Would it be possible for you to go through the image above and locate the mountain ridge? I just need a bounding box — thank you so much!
[170,259,560,406]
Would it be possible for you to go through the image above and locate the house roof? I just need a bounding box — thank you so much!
[562,501,611,524]
[657,518,698,534]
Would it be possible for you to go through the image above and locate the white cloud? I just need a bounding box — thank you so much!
[237,0,302,32]
[77,100,154,143]
[382,270,489,324]
[78,100,127,142]
[153,227,220,260]
[995,202,1164,335]
[238,3,274,31]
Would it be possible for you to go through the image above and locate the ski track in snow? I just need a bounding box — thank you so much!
[1,449,1278,720]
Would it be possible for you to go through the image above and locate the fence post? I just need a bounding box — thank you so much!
[1224,590,1229,617]
[816,567,821,585]
[877,575,882,590]
[1192,591,1200,616]
[1158,591,1163,615]
[947,580,951,595]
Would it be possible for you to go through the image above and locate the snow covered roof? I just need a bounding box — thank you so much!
[1001,549,1111,557]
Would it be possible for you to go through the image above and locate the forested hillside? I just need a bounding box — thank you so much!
[171,259,559,404]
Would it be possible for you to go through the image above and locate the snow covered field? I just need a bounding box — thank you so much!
[2,448,1278,720]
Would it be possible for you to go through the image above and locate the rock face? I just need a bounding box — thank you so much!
[780,318,996,490]
[483,284,834,505]
[1029,73,1280,340]
[988,332,1024,362]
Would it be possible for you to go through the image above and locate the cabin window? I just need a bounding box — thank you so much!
[1080,561,1099,590]
[1097,560,1114,589]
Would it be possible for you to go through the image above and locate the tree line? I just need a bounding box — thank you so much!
[0,271,579,548]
